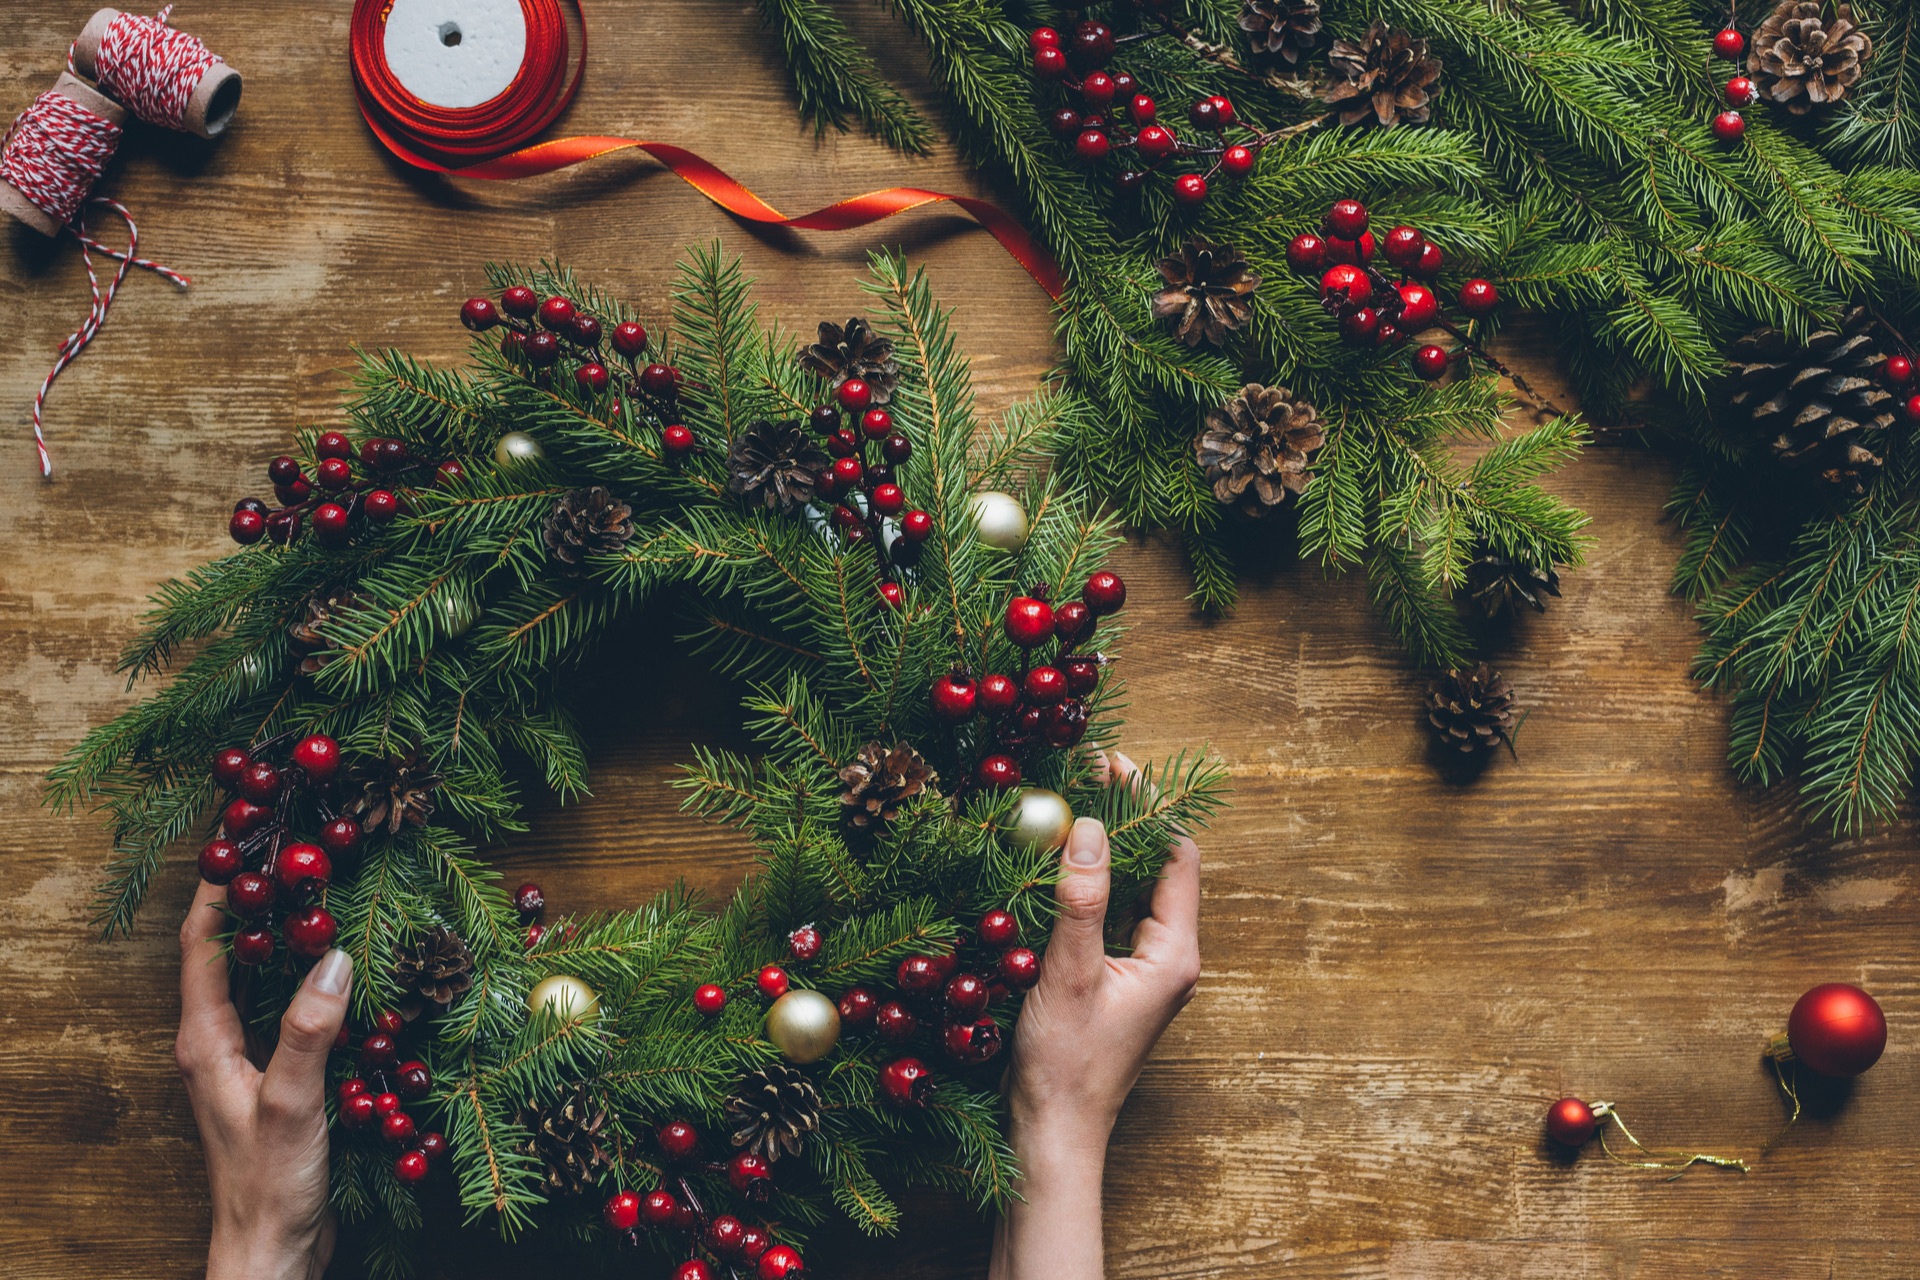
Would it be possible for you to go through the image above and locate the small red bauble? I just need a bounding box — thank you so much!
[998,946,1040,989]
[393,1149,430,1185]
[878,581,905,611]
[1323,231,1375,267]
[945,972,990,1018]
[875,1000,917,1042]
[693,983,727,1015]
[232,926,275,966]
[226,872,275,918]
[878,1057,932,1108]
[603,1189,641,1231]
[537,296,576,331]
[836,378,873,411]
[198,839,243,884]
[640,1187,679,1226]
[1415,242,1445,277]
[381,1110,417,1146]
[709,1215,748,1257]
[229,509,266,545]
[1458,278,1500,315]
[1383,225,1426,271]
[1032,45,1067,78]
[1172,173,1209,206]
[641,363,679,395]
[975,754,1022,789]
[757,1244,805,1280]
[315,457,352,490]
[1884,355,1914,386]
[788,924,822,962]
[1084,570,1127,614]
[658,1119,701,1162]
[1081,70,1116,109]
[1004,594,1055,647]
[576,362,610,394]
[1220,145,1255,178]
[1029,26,1059,51]
[1135,125,1176,163]
[363,489,400,523]
[611,321,648,358]
[838,986,877,1027]
[1023,665,1067,704]
[756,965,791,1000]
[1712,110,1746,141]
[931,671,978,721]
[276,843,332,893]
[212,746,251,789]
[291,733,339,782]
[1396,282,1440,332]
[501,286,537,318]
[1286,233,1327,274]
[897,954,944,995]
[979,673,1020,714]
[363,1037,400,1070]
[318,816,362,855]
[1545,1097,1597,1147]
[1412,344,1450,380]
[978,908,1019,948]
[1713,27,1746,59]
[395,1060,432,1098]
[238,759,282,804]
[1326,198,1369,239]
[1725,75,1758,106]
[1320,263,1371,306]
[1073,129,1111,162]
[1786,983,1887,1078]
[316,431,353,460]
[339,1089,377,1127]
[900,509,932,542]
[728,1151,773,1196]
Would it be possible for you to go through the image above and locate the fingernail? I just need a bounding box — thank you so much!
[1066,817,1106,867]
[309,948,352,997]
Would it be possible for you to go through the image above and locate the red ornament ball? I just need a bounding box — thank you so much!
[1286,232,1326,274]
[1326,198,1369,240]
[756,965,791,1000]
[1545,1097,1598,1147]
[1458,278,1501,316]
[1083,569,1127,614]
[1172,173,1208,206]
[1712,110,1746,141]
[1786,983,1887,1078]
[1713,27,1746,59]
[1412,344,1450,381]
[603,1189,641,1231]
[693,983,727,1016]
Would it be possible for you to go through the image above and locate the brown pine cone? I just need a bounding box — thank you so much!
[542,486,633,574]
[1463,550,1561,618]
[727,418,833,514]
[1194,383,1325,516]
[1425,663,1517,754]
[1323,21,1441,128]
[1725,305,1894,495]
[838,740,937,830]
[1239,0,1321,64]
[516,1083,613,1197]
[348,750,444,835]
[1748,1,1872,114]
[289,589,363,677]
[724,1064,823,1162]
[393,925,474,1007]
[1151,238,1261,349]
[798,317,899,405]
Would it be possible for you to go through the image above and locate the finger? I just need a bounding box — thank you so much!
[1130,832,1201,979]
[177,879,246,1077]
[1107,750,1140,787]
[1041,817,1111,996]
[259,949,352,1125]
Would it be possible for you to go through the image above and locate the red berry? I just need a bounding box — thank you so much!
[537,297,576,331]
[838,986,877,1027]
[460,297,499,332]
[1081,70,1117,109]
[1414,243,1445,279]
[1458,279,1500,315]
[576,362,610,394]
[363,1037,400,1070]
[662,423,695,457]
[436,459,466,487]
[788,924,822,962]
[1208,94,1236,127]
[1383,225,1426,271]
[232,926,275,966]
[600,321,645,360]
[853,409,891,443]
[501,286,537,318]
[1004,594,1054,647]
[978,909,1019,948]
[1323,231,1376,267]
[1070,19,1115,67]
[275,843,332,893]
[222,798,272,839]
[316,431,352,460]
[291,733,339,782]
[878,1057,932,1108]
[1023,666,1067,704]
[1061,656,1101,695]
[900,509,932,543]
[363,489,399,523]
[659,1119,700,1162]
[975,754,1022,789]
[1172,173,1208,206]
[1045,601,1091,648]
[1725,75,1758,106]
[229,509,266,544]
[1188,97,1219,130]
[1113,169,1146,193]
[381,1110,417,1146]
[284,905,338,957]
[878,581,905,611]
[883,431,913,464]
[641,363,679,395]
[836,378,873,411]
[212,747,251,789]
[931,671,978,721]
[395,1060,431,1098]
[374,1009,405,1035]
[512,882,545,919]
[198,839,243,884]
[1713,27,1746,59]
[524,923,545,948]
[1047,106,1082,137]
[1074,129,1111,162]
[1320,263,1371,306]
[832,456,864,492]
[315,457,352,491]
[1029,26,1059,51]
[1286,233,1327,274]
[1221,145,1255,178]
[640,1188,679,1226]
[319,816,362,855]
[1135,125,1176,163]
[943,1015,1004,1063]
[979,673,1019,715]
[871,483,905,516]
[875,1000,917,1042]
[1884,355,1914,386]
[1326,198,1369,239]
[1904,394,1920,423]
[417,1131,448,1160]
[728,1151,773,1197]
[570,314,602,347]
[603,1189,641,1231]
[999,947,1040,989]
[1396,282,1440,332]
[757,965,790,999]
[226,872,275,918]
[1083,570,1127,614]
[757,1244,805,1280]
[523,330,560,368]
[339,1090,377,1127]
[897,954,943,995]
[1711,109,1746,141]
[945,972,989,1018]
[1128,93,1156,125]
[709,1214,748,1257]
[268,455,302,486]
[311,502,351,548]
[239,760,282,804]
[1340,308,1380,345]
[1033,45,1067,78]
[1412,344,1450,380]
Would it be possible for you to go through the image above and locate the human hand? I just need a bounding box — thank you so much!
[991,750,1203,1280]
[177,879,352,1280]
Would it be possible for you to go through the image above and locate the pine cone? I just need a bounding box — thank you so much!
[515,1083,613,1197]
[393,926,475,1007]
[1463,550,1561,618]
[1425,663,1517,755]
[348,751,444,836]
[838,740,937,830]
[1749,1,1872,115]
[289,589,363,677]
[1323,21,1441,128]
[542,486,633,574]
[1725,305,1894,495]
[798,317,899,405]
[1239,0,1321,64]
[1194,383,1325,516]
[1151,238,1261,349]
[725,1064,823,1162]
[727,418,833,515]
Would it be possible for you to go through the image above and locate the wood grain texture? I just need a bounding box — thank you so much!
[1,3,1914,1276]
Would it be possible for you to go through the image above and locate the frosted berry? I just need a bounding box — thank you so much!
[1412,344,1450,380]
[1004,594,1055,647]
[1326,198,1369,239]
[1725,75,1758,106]
[757,965,790,999]
[878,1057,932,1107]
[232,926,275,965]
[1083,570,1126,614]
[788,924,822,962]
[513,882,545,918]
[931,671,978,721]
[198,839,242,884]
[1458,279,1500,315]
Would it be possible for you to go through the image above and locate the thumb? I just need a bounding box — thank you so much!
[1043,817,1111,996]
[260,948,352,1125]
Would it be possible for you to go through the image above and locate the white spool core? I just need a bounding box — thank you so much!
[382,0,527,110]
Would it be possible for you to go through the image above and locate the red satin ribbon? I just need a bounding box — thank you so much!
[348,0,1064,299]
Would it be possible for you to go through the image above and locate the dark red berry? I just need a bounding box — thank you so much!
[978,909,1019,948]
[538,297,576,331]
[662,423,695,457]
[1458,278,1500,315]
[311,502,350,548]
[1047,105,1083,138]
[576,362,610,394]
[1004,594,1054,647]
[1320,263,1370,306]
[569,314,602,347]
[931,672,977,721]
[1033,45,1067,78]
[211,746,251,789]
[1083,570,1126,614]
[1383,225,1426,271]
[524,923,545,948]
[238,759,282,804]
[604,1190,641,1231]
[316,431,352,460]
[611,321,648,358]
[838,986,877,1027]
[999,947,1040,989]
[656,1119,699,1163]
[396,1060,431,1098]
[1413,243,1444,279]
[756,965,790,999]
[198,839,243,884]
[641,363,679,396]
[275,843,331,893]
[291,733,339,782]
[788,924,822,962]
[875,1000,917,1042]
[418,1131,448,1161]
[232,925,274,965]
[1711,109,1746,141]
[1713,28,1745,59]
[1172,173,1208,206]
[1397,282,1440,332]
[878,1057,932,1107]
[460,298,499,331]
[1326,198,1369,239]
[1023,666,1067,704]
[268,455,302,486]
[229,509,266,545]
[976,673,1018,716]
[728,1151,773,1198]
[381,1110,417,1146]
[284,905,338,958]
[757,1244,805,1280]
[500,286,537,318]
[374,1009,405,1035]
[314,457,351,491]
[523,330,560,367]
[226,872,275,918]
[1135,124,1177,163]
[436,459,466,487]
[513,882,545,919]
[222,798,272,838]
[945,972,989,1018]
[836,378,873,412]
[870,482,905,516]
[1070,19,1115,67]
[319,817,362,855]
[975,754,1021,789]
[1113,169,1146,194]
[363,489,399,523]
[1412,344,1450,380]
[1286,233,1327,274]
[897,954,942,995]
[1081,70,1117,109]
[1904,394,1920,423]
[1043,698,1090,747]
[1029,26,1059,51]
[361,1034,399,1069]
[1061,656,1101,696]
[338,1089,377,1127]
[1221,144,1255,178]
[640,1187,679,1226]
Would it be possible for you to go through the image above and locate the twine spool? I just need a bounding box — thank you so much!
[70,7,242,138]
[0,73,125,237]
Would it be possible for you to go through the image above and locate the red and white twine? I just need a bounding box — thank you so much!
[70,5,222,131]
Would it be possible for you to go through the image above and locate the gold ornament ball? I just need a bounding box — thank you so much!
[494,431,546,468]
[527,973,600,1021]
[1004,787,1074,853]
[438,592,479,640]
[764,988,841,1064]
[968,490,1029,553]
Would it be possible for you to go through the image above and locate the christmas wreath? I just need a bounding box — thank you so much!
[49,249,1226,1274]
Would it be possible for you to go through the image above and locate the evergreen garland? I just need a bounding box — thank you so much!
[48,248,1226,1274]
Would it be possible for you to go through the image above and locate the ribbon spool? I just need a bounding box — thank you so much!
[0,73,125,237]
[348,0,1065,298]
[70,7,242,138]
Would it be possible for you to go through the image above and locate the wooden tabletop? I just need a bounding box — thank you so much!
[2,3,1913,1276]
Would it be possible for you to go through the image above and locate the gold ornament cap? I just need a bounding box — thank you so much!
[527,973,600,1021]
[968,490,1030,553]
[1004,787,1074,853]
[764,989,841,1064]
[494,431,546,467]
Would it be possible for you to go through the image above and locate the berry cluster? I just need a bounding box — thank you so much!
[1026,20,1275,205]
[227,432,439,548]
[1708,25,1753,140]
[198,732,359,965]
[1285,198,1499,381]
[807,379,934,610]
[929,570,1127,791]
[333,1010,445,1186]
[600,1123,806,1279]
[461,289,696,459]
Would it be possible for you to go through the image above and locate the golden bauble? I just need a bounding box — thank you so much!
[493,431,546,467]
[438,592,479,640]
[527,973,599,1021]
[764,988,841,1064]
[968,490,1029,553]
[1004,787,1074,853]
